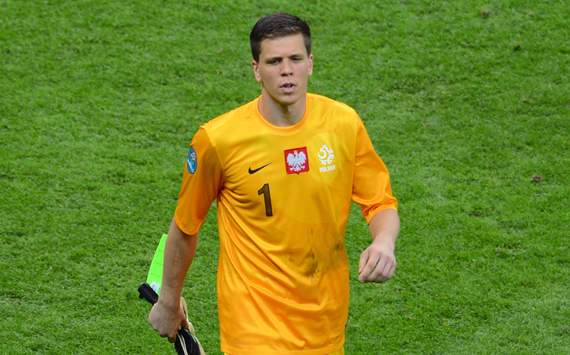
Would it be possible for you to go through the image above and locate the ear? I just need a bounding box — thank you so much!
[252,59,261,82]
[308,54,314,76]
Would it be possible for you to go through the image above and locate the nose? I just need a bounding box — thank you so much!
[280,59,293,76]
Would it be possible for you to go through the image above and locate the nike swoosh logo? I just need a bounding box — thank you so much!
[248,163,271,174]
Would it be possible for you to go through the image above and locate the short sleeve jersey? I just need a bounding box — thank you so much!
[175,93,397,355]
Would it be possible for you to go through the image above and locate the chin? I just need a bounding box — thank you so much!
[276,93,304,107]
[277,97,298,106]
[264,86,306,107]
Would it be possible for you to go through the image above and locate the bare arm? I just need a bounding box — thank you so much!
[148,218,198,341]
[358,208,400,282]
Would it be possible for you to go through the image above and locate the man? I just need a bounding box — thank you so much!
[149,13,400,355]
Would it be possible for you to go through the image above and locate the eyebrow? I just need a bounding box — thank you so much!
[264,53,305,61]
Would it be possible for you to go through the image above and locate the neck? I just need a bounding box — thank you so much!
[259,91,306,127]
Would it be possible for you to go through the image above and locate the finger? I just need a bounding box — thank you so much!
[380,256,394,277]
[369,257,389,281]
[181,316,191,332]
[159,328,175,340]
[379,256,390,275]
[373,258,396,282]
[359,253,374,281]
[358,249,369,274]
[387,262,396,278]
[360,253,380,282]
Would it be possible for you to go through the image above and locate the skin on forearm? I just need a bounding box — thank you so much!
[368,208,400,247]
[159,218,198,308]
[358,208,400,282]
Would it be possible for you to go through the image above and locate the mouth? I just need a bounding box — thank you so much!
[279,82,296,93]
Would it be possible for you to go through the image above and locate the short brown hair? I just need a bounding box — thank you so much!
[250,13,311,62]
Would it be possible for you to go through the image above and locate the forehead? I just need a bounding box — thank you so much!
[259,33,307,58]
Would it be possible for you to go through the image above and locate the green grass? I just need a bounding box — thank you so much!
[1,1,569,354]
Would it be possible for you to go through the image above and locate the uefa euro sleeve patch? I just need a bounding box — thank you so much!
[187,147,197,174]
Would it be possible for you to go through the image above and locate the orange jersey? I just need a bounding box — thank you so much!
[175,93,397,354]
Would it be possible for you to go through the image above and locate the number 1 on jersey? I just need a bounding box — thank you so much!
[257,183,273,217]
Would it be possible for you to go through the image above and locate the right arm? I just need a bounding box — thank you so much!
[148,218,198,342]
[149,127,221,341]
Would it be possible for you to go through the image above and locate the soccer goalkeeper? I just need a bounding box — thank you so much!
[148,12,400,355]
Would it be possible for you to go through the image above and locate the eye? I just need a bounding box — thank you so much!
[266,58,280,65]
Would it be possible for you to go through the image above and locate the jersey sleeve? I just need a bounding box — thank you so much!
[174,127,223,236]
[352,117,398,223]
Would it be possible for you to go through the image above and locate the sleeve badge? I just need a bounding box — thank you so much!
[187,146,198,174]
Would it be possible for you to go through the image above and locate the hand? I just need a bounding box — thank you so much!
[358,238,396,283]
[148,298,190,342]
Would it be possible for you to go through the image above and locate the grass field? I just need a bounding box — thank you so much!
[1,1,569,354]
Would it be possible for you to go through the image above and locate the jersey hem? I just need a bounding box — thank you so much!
[174,213,200,236]
[365,204,398,224]
[221,343,344,355]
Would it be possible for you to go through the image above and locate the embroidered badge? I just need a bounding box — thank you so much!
[284,147,310,174]
[318,144,336,172]
[187,146,197,174]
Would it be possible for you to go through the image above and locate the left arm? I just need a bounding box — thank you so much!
[358,208,400,282]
